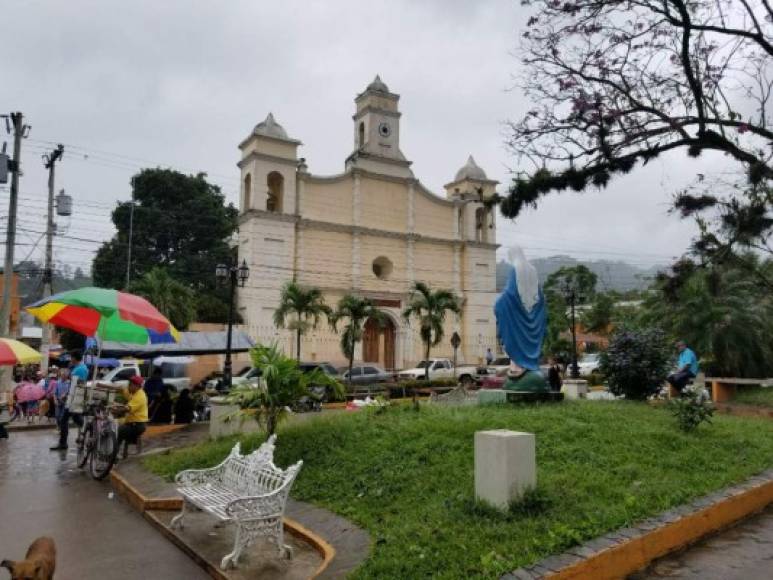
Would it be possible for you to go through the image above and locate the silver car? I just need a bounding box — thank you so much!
[341,364,392,384]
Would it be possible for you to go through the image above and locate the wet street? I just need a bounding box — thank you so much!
[0,429,207,579]
[631,506,773,579]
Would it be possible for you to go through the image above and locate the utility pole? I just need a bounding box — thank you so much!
[125,192,134,289]
[0,113,28,337]
[0,112,28,393]
[40,144,64,374]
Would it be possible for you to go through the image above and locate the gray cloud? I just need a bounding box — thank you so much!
[1,0,721,274]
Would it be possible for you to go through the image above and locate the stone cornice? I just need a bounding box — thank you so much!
[238,132,302,150]
[345,150,412,168]
[238,151,299,169]
[352,106,401,120]
[238,208,499,251]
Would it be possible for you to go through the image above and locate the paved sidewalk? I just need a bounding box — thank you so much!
[0,430,208,579]
[630,505,773,579]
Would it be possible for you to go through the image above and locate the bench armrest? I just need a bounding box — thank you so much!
[225,490,287,520]
[175,463,227,486]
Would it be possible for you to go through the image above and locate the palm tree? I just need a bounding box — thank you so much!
[227,343,343,435]
[402,282,462,405]
[273,282,331,361]
[330,295,387,387]
[130,267,195,329]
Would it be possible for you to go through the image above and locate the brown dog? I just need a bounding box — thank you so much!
[1,537,56,579]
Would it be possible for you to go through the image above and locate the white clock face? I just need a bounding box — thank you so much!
[378,122,391,138]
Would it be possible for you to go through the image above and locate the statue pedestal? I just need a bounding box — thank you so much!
[475,430,536,510]
[562,379,588,400]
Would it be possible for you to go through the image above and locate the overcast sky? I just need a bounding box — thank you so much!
[2,0,733,278]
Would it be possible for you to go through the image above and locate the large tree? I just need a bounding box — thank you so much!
[641,255,773,376]
[129,267,196,330]
[501,0,772,218]
[329,294,387,387]
[543,265,598,358]
[273,282,332,361]
[92,168,238,322]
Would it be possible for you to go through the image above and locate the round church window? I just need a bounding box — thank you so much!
[372,256,393,280]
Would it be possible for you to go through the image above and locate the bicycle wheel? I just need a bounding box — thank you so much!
[76,422,93,468]
[89,427,117,480]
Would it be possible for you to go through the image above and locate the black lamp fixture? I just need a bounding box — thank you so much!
[216,259,250,390]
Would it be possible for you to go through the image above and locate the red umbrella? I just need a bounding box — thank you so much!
[14,381,45,403]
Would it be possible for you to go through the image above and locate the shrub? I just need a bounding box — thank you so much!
[600,327,672,400]
[671,383,714,432]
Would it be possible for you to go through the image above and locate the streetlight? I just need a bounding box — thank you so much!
[561,279,581,379]
[215,259,250,390]
[450,331,461,378]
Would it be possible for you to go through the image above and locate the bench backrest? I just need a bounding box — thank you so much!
[222,457,302,499]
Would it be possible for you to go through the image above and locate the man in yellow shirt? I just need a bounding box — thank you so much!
[116,375,148,458]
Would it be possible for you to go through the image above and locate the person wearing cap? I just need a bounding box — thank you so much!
[115,375,149,456]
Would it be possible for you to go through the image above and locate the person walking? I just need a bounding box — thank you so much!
[485,348,494,367]
[667,341,699,394]
[50,352,87,451]
[115,375,149,459]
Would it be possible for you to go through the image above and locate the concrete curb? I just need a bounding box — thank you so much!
[110,469,336,579]
[503,469,773,579]
[714,403,773,419]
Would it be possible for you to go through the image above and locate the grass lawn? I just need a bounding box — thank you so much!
[732,386,773,408]
[144,402,773,579]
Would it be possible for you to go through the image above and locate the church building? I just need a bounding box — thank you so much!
[237,76,499,369]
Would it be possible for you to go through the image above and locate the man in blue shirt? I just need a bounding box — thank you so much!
[51,352,88,451]
[668,341,699,393]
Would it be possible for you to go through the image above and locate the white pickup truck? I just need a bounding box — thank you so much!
[90,362,191,392]
[397,358,480,385]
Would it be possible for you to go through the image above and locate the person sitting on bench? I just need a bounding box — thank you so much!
[115,375,148,457]
[668,341,699,393]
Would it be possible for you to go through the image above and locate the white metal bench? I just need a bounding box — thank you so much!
[170,435,303,570]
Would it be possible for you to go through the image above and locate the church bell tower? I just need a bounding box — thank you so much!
[345,75,413,178]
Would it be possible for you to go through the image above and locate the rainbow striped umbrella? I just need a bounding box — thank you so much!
[26,287,179,345]
[0,338,42,365]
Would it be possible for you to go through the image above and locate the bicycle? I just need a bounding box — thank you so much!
[75,400,119,481]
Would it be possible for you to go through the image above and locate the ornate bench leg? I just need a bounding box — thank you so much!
[170,501,187,530]
[221,526,245,570]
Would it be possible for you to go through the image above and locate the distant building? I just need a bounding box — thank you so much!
[237,77,499,368]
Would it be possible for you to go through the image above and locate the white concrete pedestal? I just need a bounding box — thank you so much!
[562,379,588,400]
[474,430,536,510]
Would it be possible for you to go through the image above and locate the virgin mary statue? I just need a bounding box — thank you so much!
[494,246,549,392]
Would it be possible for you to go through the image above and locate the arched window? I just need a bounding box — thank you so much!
[475,207,485,243]
[267,171,284,213]
[457,209,464,239]
[358,122,365,148]
[242,173,252,211]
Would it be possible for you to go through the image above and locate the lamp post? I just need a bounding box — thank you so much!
[561,280,581,380]
[216,259,250,390]
[450,331,461,378]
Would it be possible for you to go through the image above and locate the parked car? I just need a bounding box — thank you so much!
[299,362,342,401]
[91,362,190,392]
[480,367,508,389]
[340,364,391,384]
[576,353,601,377]
[475,356,512,381]
[397,358,478,385]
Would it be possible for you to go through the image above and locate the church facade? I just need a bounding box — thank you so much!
[236,77,499,369]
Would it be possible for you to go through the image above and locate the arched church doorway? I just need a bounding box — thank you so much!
[363,316,396,370]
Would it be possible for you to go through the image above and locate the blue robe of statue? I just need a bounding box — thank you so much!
[494,266,547,371]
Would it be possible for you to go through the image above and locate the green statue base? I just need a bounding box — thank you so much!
[503,370,551,393]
